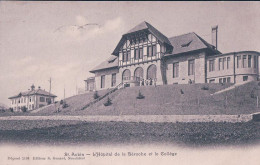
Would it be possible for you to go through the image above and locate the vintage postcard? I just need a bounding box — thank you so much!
[0,1,259,165]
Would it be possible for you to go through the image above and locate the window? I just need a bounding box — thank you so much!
[173,62,179,78]
[223,57,226,70]
[242,55,247,68]
[29,97,32,102]
[134,49,139,60]
[209,79,215,83]
[227,77,231,83]
[237,56,241,68]
[111,73,116,87]
[147,46,152,57]
[188,59,195,75]
[127,51,131,61]
[101,75,105,88]
[219,58,222,70]
[40,97,45,102]
[254,55,257,68]
[139,48,143,59]
[248,55,252,68]
[152,45,156,56]
[243,76,248,81]
[227,57,230,69]
[123,52,127,62]
[46,98,51,103]
[223,78,227,83]
[219,78,223,83]
[209,60,215,72]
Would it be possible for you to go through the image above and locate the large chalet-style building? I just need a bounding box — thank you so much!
[8,84,57,111]
[85,21,260,91]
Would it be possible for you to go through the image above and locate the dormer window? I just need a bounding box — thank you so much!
[181,40,192,47]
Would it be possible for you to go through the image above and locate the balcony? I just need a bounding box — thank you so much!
[119,52,163,67]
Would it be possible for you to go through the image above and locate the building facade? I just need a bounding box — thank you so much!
[8,84,57,111]
[86,21,260,91]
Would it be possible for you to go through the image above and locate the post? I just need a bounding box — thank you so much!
[257,96,259,108]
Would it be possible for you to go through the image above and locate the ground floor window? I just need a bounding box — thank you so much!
[209,79,215,83]
[173,62,179,78]
[243,76,248,81]
[227,77,231,83]
[188,59,195,75]
[40,96,45,102]
[101,75,105,88]
[219,78,223,83]
[111,73,116,87]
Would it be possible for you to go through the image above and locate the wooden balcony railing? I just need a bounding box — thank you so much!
[119,52,163,67]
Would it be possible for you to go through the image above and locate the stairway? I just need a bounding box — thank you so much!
[211,81,252,95]
[81,82,124,110]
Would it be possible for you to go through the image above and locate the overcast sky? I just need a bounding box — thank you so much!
[0,1,259,106]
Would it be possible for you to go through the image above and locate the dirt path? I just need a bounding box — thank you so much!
[0,114,252,123]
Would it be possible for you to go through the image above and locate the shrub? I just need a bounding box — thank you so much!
[9,108,13,113]
[60,100,64,105]
[201,86,209,90]
[93,91,100,99]
[0,109,5,113]
[104,97,112,106]
[21,106,27,113]
[62,101,69,108]
[136,90,145,99]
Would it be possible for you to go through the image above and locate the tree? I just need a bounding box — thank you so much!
[136,90,145,99]
[93,91,100,99]
[104,97,112,106]
[21,106,27,113]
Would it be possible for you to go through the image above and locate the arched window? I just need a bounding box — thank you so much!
[147,64,157,79]
[134,67,144,81]
[122,69,131,81]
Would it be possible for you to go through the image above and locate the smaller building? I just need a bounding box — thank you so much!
[8,84,57,112]
[84,77,95,92]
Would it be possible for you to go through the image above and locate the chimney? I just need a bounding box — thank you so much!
[211,25,218,50]
[31,84,35,91]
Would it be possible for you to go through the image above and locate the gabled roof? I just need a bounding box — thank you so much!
[90,55,118,73]
[165,32,221,57]
[112,21,172,56]
[8,89,57,99]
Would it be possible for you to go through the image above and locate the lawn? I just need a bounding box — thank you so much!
[0,120,259,147]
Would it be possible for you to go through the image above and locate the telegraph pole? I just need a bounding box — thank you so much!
[48,77,52,95]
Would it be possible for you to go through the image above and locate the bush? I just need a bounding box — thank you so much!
[93,91,100,99]
[62,101,69,108]
[104,97,112,106]
[21,106,27,113]
[0,109,5,113]
[9,108,13,113]
[136,90,145,99]
[201,86,209,90]
[60,100,64,105]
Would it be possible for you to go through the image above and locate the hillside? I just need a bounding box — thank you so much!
[17,81,260,116]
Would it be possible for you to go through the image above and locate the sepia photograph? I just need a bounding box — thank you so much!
[0,1,259,165]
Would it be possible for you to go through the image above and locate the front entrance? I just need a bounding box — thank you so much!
[147,64,157,85]
[134,67,144,86]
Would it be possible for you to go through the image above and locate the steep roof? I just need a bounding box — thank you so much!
[112,21,171,56]
[90,55,118,73]
[165,32,220,56]
[8,89,57,99]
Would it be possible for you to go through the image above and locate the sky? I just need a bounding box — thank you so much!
[0,1,259,106]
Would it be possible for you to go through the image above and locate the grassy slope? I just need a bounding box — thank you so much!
[2,82,259,116]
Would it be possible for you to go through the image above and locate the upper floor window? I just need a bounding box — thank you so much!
[209,59,215,72]
[123,51,131,62]
[40,97,45,102]
[152,45,156,56]
[134,48,143,60]
[223,57,226,70]
[218,58,222,70]
[173,62,179,78]
[147,46,152,57]
[188,59,195,76]
[227,57,230,69]
[248,55,252,68]
[242,55,247,68]
[254,55,257,68]
[101,75,105,88]
[237,55,241,68]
